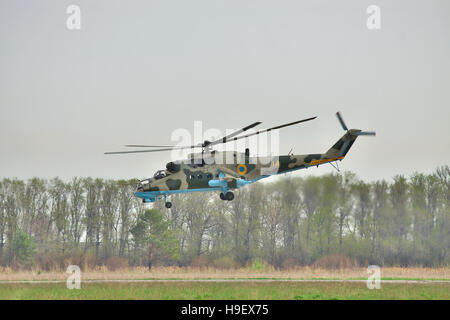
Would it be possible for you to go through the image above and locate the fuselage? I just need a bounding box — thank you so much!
[105,112,370,205]
[134,129,359,203]
[135,150,345,203]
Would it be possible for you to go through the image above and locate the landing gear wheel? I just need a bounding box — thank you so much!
[165,202,172,208]
[219,193,225,200]
[225,191,234,201]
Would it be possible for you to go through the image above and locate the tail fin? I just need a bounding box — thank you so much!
[325,131,359,158]
[325,112,375,159]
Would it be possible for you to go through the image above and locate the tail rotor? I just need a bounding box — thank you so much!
[334,112,375,157]
[336,112,349,131]
[336,112,376,136]
[354,131,376,136]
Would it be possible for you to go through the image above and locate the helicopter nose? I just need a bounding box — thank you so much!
[137,178,152,191]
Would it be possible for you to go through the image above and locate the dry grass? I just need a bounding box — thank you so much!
[0,266,449,281]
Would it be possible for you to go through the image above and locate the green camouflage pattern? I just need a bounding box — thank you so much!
[137,130,360,193]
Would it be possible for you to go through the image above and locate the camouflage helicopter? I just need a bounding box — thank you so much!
[105,112,375,208]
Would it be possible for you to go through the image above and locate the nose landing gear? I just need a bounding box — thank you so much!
[164,194,172,209]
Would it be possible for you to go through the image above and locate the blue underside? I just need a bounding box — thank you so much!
[134,164,313,202]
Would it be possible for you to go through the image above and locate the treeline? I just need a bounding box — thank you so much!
[0,166,448,270]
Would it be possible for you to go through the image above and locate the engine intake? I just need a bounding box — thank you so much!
[166,161,181,173]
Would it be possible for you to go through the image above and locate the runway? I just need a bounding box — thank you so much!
[0,279,448,284]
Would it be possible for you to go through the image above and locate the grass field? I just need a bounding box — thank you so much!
[0,281,448,300]
[1,267,448,300]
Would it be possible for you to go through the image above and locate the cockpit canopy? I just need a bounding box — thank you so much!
[153,169,169,180]
[136,178,152,192]
[136,169,172,191]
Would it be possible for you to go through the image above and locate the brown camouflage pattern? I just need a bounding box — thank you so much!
[137,130,360,193]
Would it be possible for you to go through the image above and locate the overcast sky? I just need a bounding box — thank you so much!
[1,0,449,182]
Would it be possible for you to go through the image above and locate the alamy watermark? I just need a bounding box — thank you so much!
[367,5,381,30]
[366,265,381,289]
[66,265,81,289]
[170,121,281,167]
[66,5,81,30]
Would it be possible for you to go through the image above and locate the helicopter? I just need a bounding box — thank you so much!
[105,112,375,208]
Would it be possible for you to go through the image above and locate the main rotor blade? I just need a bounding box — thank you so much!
[125,122,263,151]
[125,145,177,148]
[211,116,317,146]
[104,145,200,155]
[208,121,262,146]
[105,116,316,154]
[336,112,348,131]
